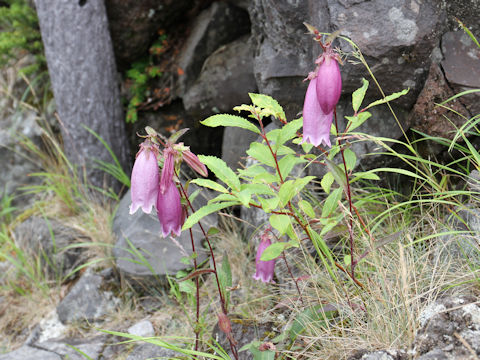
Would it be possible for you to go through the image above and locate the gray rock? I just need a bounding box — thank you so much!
[222,126,259,171]
[0,345,60,360]
[183,36,257,118]
[113,186,213,288]
[435,207,480,268]
[328,0,445,108]
[250,0,326,119]
[212,315,275,360]
[56,271,119,324]
[0,108,43,206]
[14,216,87,280]
[441,0,480,38]
[126,343,179,360]
[127,320,155,338]
[441,31,480,116]
[413,296,480,359]
[176,1,250,97]
[34,337,106,360]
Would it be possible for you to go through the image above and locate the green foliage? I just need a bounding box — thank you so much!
[0,0,44,73]
[125,33,167,123]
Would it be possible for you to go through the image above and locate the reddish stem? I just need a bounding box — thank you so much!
[177,180,239,360]
[333,108,356,281]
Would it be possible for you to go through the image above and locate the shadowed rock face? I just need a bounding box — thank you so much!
[105,0,194,69]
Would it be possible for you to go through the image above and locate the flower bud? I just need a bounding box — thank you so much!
[217,312,232,335]
[130,142,159,214]
[183,150,208,177]
[156,180,183,237]
[252,234,276,283]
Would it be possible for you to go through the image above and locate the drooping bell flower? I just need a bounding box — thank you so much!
[253,234,276,283]
[302,77,334,147]
[157,180,183,237]
[302,46,342,148]
[130,141,159,214]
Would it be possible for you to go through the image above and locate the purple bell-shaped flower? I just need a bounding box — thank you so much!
[130,141,159,214]
[253,234,276,283]
[156,180,183,238]
[302,47,342,148]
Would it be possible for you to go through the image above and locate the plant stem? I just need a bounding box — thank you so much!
[188,227,200,356]
[333,107,356,281]
[177,181,239,360]
[281,251,305,306]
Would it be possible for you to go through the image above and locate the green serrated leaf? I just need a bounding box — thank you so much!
[293,176,315,194]
[198,155,241,191]
[260,242,288,261]
[351,171,380,183]
[278,154,306,179]
[322,187,343,218]
[278,180,295,207]
[208,227,220,236]
[276,145,296,155]
[275,118,303,150]
[183,201,237,230]
[190,178,228,193]
[352,78,369,113]
[343,148,357,171]
[324,158,347,192]
[238,164,266,179]
[321,172,334,194]
[343,254,351,266]
[299,200,315,218]
[269,214,291,235]
[235,189,252,207]
[219,253,232,308]
[248,93,286,121]
[241,183,275,196]
[201,114,260,134]
[253,172,278,184]
[233,104,254,113]
[364,88,409,110]
[289,305,337,341]
[209,193,238,203]
[345,111,372,132]
[258,196,280,213]
[247,142,276,168]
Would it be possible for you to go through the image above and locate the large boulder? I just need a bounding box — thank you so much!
[56,270,119,324]
[112,186,215,288]
[249,0,446,119]
[176,1,250,97]
[249,0,328,119]
[327,0,445,107]
[14,216,87,280]
[183,36,257,118]
[440,31,480,116]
